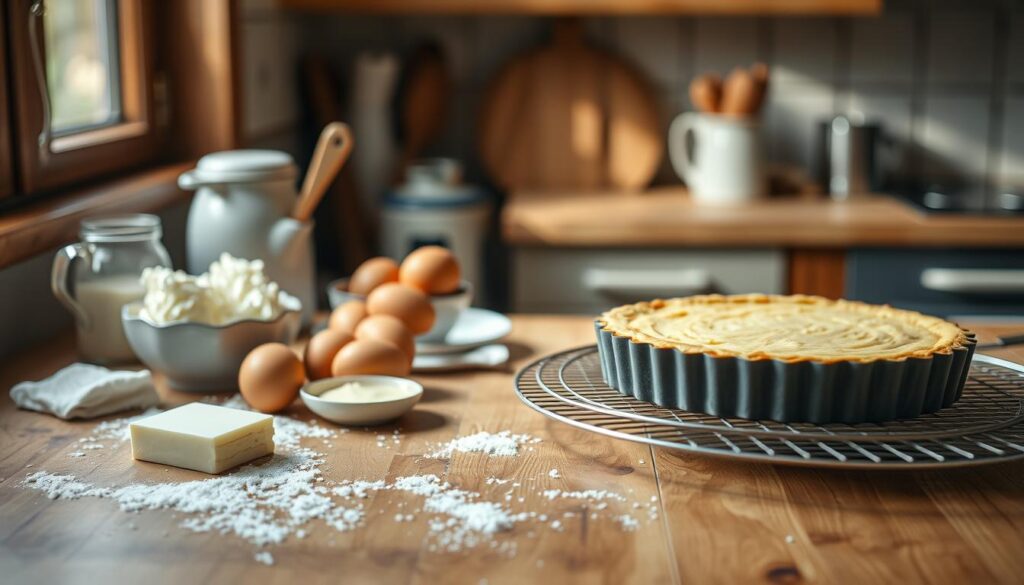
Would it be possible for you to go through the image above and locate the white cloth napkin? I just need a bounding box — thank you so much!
[10,363,159,420]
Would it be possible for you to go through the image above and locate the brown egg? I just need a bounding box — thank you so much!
[348,257,400,296]
[354,314,415,365]
[330,338,411,377]
[399,245,461,294]
[238,343,305,413]
[366,283,436,335]
[304,329,354,380]
[329,300,368,334]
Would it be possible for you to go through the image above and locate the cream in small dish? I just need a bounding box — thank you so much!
[301,375,423,425]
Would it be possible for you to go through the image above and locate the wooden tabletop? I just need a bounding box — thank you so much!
[502,189,1024,248]
[2,315,1023,584]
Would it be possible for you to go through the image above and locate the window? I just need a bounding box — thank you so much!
[44,0,121,134]
[4,0,162,195]
[0,9,14,201]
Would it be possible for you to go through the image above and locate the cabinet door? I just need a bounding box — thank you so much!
[513,248,786,313]
[846,248,1024,317]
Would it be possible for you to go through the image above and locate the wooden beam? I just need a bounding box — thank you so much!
[157,0,239,158]
[788,249,846,299]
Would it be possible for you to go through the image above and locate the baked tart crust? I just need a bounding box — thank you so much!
[594,294,976,423]
[599,294,968,364]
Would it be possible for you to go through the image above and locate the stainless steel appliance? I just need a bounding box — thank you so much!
[817,115,885,199]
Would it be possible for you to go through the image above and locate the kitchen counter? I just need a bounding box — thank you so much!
[2,315,1024,583]
[502,189,1024,247]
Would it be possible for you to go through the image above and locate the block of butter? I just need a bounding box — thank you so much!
[130,402,274,474]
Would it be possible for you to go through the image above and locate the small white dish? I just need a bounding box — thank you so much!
[416,308,512,355]
[419,282,473,343]
[300,375,423,426]
[413,344,509,372]
[326,277,359,308]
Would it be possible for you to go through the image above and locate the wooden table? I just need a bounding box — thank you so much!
[2,316,1023,584]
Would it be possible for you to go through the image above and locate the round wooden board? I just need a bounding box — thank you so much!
[477,22,662,194]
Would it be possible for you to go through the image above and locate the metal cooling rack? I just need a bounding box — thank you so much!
[514,346,1024,469]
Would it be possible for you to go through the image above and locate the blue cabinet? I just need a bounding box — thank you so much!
[846,249,1024,318]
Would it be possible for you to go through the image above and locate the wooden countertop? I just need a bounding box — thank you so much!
[2,316,1024,583]
[502,189,1024,247]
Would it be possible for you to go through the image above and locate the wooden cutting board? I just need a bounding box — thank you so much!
[477,20,662,194]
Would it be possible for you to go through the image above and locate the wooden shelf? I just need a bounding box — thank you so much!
[279,0,881,16]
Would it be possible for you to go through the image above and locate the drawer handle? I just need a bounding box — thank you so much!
[583,268,712,297]
[920,268,1024,293]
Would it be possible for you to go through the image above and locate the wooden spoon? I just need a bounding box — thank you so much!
[749,62,770,116]
[689,74,722,114]
[720,67,759,117]
[292,122,355,222]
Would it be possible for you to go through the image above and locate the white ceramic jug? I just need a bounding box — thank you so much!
[179,150,316,325]
[669,112,766,204]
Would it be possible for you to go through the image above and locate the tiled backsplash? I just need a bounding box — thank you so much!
[242,1,1024,200]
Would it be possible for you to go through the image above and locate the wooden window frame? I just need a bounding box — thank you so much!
[6,0,162,195]
[0,7,14,201]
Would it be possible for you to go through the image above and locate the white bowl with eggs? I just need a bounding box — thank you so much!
[327,278,473,343]
[300,375,423,425]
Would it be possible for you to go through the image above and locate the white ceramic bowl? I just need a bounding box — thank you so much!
[326,277,360,308]
[121,293,302,392]
[326,279,473,343]
[300,375,423,426]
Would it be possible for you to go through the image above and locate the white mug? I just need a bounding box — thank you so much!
[669,113,766,204]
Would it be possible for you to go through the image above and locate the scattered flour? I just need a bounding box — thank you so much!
[616,515,639,531]
[23,417,352,547]
[427,431,540,458]
[332,474,528,553]
[89,407,162,442]
[541,489,627,503]
[22,399,355,548]
[20,406,650,565]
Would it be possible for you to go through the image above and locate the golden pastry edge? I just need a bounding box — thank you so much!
[597,293,970,365]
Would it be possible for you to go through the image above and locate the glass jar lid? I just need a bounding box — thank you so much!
[80,214,162,243]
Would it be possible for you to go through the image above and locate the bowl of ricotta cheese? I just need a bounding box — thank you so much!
[301,376,423,425]
[122,253,302,391]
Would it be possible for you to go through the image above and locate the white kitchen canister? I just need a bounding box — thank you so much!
[179,150,315,325]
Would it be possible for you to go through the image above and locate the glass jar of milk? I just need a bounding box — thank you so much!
[52,215,171,364]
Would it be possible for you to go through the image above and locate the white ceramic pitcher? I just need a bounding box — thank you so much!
[669,112,766,204]
[179,150,316,325]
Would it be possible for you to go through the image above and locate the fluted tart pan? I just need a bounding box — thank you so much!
[595,297,977,424]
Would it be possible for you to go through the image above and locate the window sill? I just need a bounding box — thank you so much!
[0,162,192,270]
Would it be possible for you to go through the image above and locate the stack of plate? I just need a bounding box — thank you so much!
[413,308,511,372]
